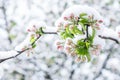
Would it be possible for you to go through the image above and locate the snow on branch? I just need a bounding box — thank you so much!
[0,22,57,63]
[0,5,120,63]
[55,5,120,62]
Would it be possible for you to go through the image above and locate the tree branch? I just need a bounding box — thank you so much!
[43,32,57,34]
[98,35,119,44]
[0,31,57,63]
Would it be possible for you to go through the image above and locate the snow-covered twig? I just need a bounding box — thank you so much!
[0,34,41,63]
[0,30,57,63]
[98,35,119,44]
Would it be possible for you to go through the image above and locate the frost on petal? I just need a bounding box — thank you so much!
[0,50,18,59]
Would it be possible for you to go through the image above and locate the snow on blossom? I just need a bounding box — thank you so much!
[0,50,18,59]
[26,20,47,32]
[61,5,103,20]
[15,33,34,51]
[54,5,108,61]
[55,40,64,51]
[15,21,48,51]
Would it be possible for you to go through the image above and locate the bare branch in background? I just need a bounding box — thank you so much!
[93,46,114,80]
[1,0,12,43]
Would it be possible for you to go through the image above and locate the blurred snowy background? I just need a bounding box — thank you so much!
[0,0,120,80]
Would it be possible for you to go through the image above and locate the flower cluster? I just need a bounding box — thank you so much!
[15,21,46,56]
[55,5,105,62]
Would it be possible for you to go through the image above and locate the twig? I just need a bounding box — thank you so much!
[43,32,57,34]
[69,61,75,80]
[98,35,119,44]
[0,35,41,63]
[84,25,89,42]
[0,31,57,63]
[86,25,89,39]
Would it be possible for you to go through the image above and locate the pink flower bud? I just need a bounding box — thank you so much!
[71,52,76,56]
[98,20,103,23]
[64,17,68,20]
[75,57,81,62]
[75,16,79,20]
[69,25,74,30]
[22,47,25,51]
[64,24,69,28]
[66,39,72,45]
[36,34,40,38]
[97,45,101,49]
[33,25,36,28]
[56,42,61,45]
[69,13,74,19]
[31,25,37,32]
[66,46,70,49]
[58,23,62,27]
[65,47,71,53]
[57,45,63,50]
[82,56,86,62]
[95,23,99,27]
[27,29,31,32]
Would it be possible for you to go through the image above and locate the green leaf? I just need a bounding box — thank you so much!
[89,28,96,44]
[91,28,96,40]
[80,18,89,24]
[39,27,44,35]
[32,44,36,48]
[86,42,90,49]
[86,53,91,61]
[30,36,35,43]
[78,22,86,31]
[74,26,83,34]
[79,13,87,17]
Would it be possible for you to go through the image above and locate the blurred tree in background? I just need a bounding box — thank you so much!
[0,0,120,80]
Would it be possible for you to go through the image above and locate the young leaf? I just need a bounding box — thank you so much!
[32,44,36,48]
[79,13,87,17]
[30,36,35,43]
